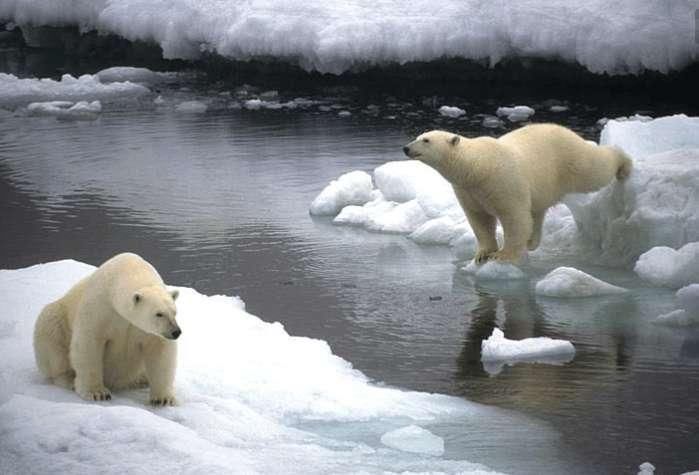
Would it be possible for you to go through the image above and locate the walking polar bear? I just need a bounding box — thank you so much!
[33,253,181,405]
[403,124,632,263]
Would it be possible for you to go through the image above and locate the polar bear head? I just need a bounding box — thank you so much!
[402,130,461,168]
[129,286,181,340]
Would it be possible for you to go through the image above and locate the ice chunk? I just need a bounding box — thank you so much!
[175,100,208,113]
[0,73,148,109]
[567,115,699,265]
[462,261,525,280]
[634,242,699,288]
[373,161,450,203]
[380,425,445,456]
[481,328,575,375]
[535,267,627,298]
[95,66,174,84]
[549,105,569,112]
[364,199,429,234]
[26,100,101,121]
[482,116,504,128]
[638,462,655,474]
[310,171,374,216]
[409,216,469,245]
[653,309,699,327]
[496,105,535,122]
[438,105,465,118]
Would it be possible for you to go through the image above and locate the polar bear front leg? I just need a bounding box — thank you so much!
[71,336,111,401]
[492,207,532,263]
[527,210,546,251]
[463,208,499,264]
[144,341,177,406]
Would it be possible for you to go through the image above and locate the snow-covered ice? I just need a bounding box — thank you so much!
[0,259,513,474]
[496,106,535,122]
[463,261,525,281]
[481,328,575,375]
[535,267,627,298]
[380,425,445,457]
[2,1,695,75]
[0,73,149,109]
[634,242,699,289]
[439,105,466,118]
[26,100,102,121]
[567,115,699,265]
[175,100,208,113]
[309,171,374,216]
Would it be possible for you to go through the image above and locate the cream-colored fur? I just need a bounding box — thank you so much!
[403,124,632,263]
[33,253,181,405]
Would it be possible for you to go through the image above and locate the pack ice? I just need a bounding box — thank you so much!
[1,1,695,75]
[0,259,530,474]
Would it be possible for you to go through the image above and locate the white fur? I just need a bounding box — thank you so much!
[33,253,181,405]
[404,125,632,263]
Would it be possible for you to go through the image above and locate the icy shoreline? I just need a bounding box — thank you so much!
[1,1,696,76]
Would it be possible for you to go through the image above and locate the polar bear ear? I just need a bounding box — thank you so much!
[450,135,460,146]
[170,289,179,301]
[133,293,142,305]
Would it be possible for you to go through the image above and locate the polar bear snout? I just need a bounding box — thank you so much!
[168,327,182,340]
[402,145,411,156]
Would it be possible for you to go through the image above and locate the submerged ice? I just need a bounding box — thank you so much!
[0,260,520,474]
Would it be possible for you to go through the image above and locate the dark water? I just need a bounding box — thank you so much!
[2,59,699,474]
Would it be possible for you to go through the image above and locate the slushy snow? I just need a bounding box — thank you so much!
[481,328,575,375]
[535,267,627,298]
[634,242,699,288]
[380,425,445,457]
[0,73,149,109]
[0,259,506,474]
[2,1,695,75]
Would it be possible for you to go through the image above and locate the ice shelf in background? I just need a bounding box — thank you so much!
[1,1,695,75]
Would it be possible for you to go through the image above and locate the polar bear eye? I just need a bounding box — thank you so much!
[422,138,430,144]
[155,312,164,318]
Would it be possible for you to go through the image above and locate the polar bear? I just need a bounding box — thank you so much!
[403,124,632,263]
[33,253,181,405]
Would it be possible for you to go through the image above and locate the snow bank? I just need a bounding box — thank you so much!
[481,328,575,375]
[1,1,695,75]
[380,425,445,457]
[309,170,374,216]
[26,100,101,120]
[634,242,699,288]
[567,115,699,265]
[0,73,149,109]
[0,260,504,474]
[535,267,627,298]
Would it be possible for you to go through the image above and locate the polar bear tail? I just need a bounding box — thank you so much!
[614,148,633,180]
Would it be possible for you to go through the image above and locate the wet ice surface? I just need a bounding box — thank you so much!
[1,70,699,474]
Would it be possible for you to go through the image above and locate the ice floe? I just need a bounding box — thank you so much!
[481,328,575,375]
[175,100,208,113]
[26,100,101,121]
[634,242,699,289]
[535,267,627,298]
[438,105,466,118]
[0,259,514,474]
[309,170,374,216]
[95,66,175,84]
[462,261,525,281]
[653,284,699,327]
[496,105,535,122]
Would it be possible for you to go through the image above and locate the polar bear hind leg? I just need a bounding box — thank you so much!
[34,302,75,389]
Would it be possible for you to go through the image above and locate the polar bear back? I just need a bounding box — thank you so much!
[498,123,623,211]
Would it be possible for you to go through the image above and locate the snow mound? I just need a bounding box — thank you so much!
[535,267,627,298]
[567,115,699,265]
[496,105,535,122]
[380,425,445,457]
[438,105,466,118]
[309,171,374,216]
[0,259,510,474]
[26,100,101,121]
[95,66,175,84]
[3,1,696,75]
[481,328,575,375]
[0,73,149,109]
[175,100,208,113]
[463,261,525,281]
[634,242,699,289]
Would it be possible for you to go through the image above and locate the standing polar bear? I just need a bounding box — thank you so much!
[34,253,181,405]
[403,124,632,263]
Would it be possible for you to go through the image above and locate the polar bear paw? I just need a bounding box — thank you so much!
[491,249,521,263]
[474,248,496,264]
[150,393,177,407]
[78,386,112,401]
